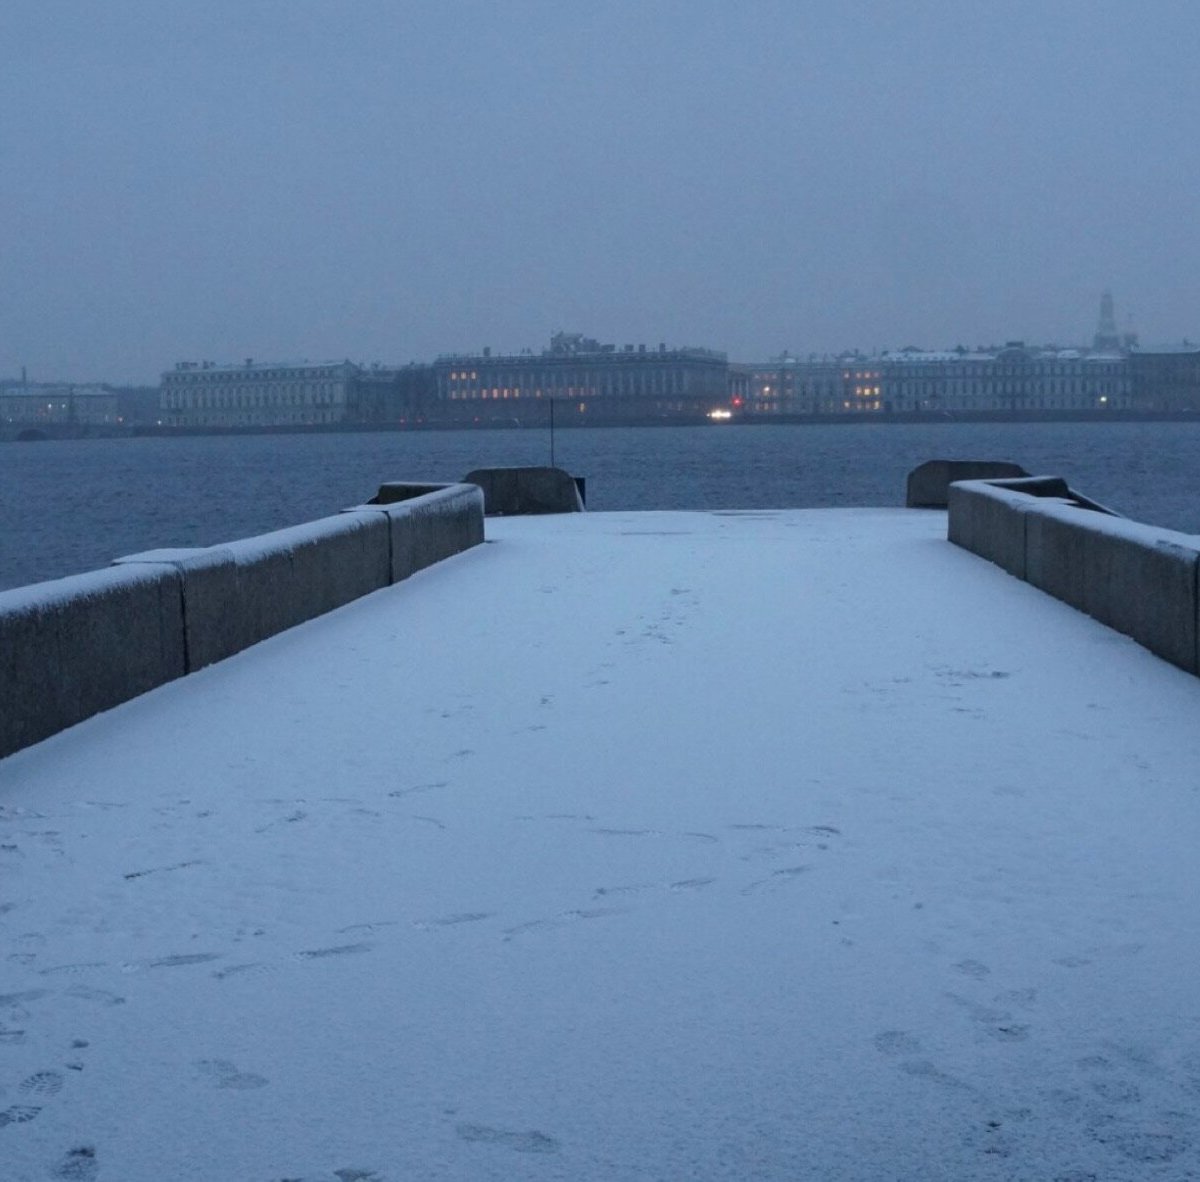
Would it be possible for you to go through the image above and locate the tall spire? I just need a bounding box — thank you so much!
[1093,290,1121,352]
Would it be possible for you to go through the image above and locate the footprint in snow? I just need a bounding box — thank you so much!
[0,1105,41,1128]
[954,959,991,979]
[19,1071,64,1098]
[740,866,810,894]
[874,1030,922,1056]
[295,942,375,960]
[52,1146,98,1180]
[456,1123,560,1154]
[502,907,628,941]
[149,953,221,969]
[413,913,494,930]
[195,1059,269,1090]
[39,963,107,977]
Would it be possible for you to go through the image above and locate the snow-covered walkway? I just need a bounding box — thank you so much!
[2,509,1200,1181]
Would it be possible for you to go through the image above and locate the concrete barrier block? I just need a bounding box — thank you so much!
[220,511,391,650]
[1026,504,1199,673]
[462,467,584,515]
[116,547,242,671]
[0,565,185,758]
[947,480,1037,578]
[393,485,485,581]
[371,482,454,505]
[1023,507,1092,612]
[352,483,485,583]
[907,460,1028,508]
[981,475,1119,517]
[947,475,1114,580]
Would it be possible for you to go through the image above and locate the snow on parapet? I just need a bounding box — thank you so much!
[0,559,179,617]
[0,483,484,758]
[949,476,1200,674]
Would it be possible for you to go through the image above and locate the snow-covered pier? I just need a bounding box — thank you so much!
[2,507,1199,1180]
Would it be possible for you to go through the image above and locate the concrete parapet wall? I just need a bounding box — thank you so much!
[357,483,485,582]
[948,481,1047,579]
[1025,505,1198,673]
[908,460,1029,508]
[462,467,585,515]
[949,477,1199,675]
[1,483,485,759]
[221,511,391,655]
[0,565,186,758]
[119,510,393,669]
[115,547,242,671]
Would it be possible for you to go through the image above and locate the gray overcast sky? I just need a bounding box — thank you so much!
[3,1,1198,384]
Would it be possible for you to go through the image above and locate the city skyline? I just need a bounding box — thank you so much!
[0,290,1162,390]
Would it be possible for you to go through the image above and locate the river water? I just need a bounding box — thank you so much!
[2,420,1198,591]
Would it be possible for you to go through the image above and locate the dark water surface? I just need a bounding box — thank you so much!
[2,421,1199,590]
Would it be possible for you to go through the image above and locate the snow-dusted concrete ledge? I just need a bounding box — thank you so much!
[359,481,486,582]
[905,458,1028,508]
[949,477,1199,674]
[0,482,483,758]
[0,564,186,759]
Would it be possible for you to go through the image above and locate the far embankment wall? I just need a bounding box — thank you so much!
[948,478,1199,675]
[0,483,484,759]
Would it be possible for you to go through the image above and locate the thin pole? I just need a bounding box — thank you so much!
[550,398,555,468]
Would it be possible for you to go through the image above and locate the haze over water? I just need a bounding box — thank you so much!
[2,420,1199,591]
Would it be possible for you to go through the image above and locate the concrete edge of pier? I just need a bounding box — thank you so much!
[948,475,1199,675]
[0,482,483,759]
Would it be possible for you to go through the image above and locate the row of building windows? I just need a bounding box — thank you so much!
[449,388,591,401]
[167,367,342,383]
[176,411,342,426]
[164,390,345,410]
[163,382,340,401]
[883,380,1128,397]
[442,369,699,398]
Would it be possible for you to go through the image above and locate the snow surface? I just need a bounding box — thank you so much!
[2,508,1200,1181]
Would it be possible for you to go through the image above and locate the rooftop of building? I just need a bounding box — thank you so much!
[1130,342,1200,356]
[740,343,1133,369]
[877,345,1128,365]
[2,506,1198,1178]
[166,359,361,376]
[436,332,727,365]
[0,385,115,397]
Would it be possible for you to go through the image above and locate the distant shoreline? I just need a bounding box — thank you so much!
[4,407,1199,443]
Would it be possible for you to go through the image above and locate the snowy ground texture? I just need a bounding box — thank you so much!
[3,508,1200,1182]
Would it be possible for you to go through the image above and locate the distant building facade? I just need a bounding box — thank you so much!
[739,352,864,417]
[158,337,732,428]
[353,364,437,425]
[1128,346,1200,410]
[160,360,361,428]
[0,385,120,426]
[879,345,1130,414]
[734,344,1130,417]
[432,332,730,424]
